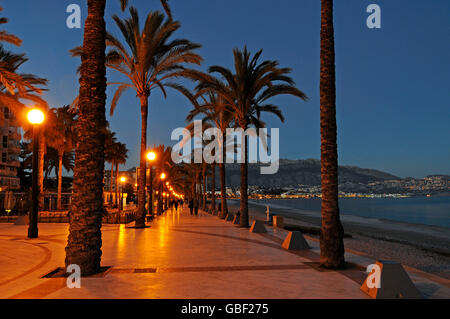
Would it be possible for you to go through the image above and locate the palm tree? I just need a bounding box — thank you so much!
[319,0,345,269]
[0,8,47,113]
[45,148,74,184]
[194,47,307,227]
[1,9,47,204]
[66,0,111,276]
[46,106,76,210]
[154,145,173,213]
[65,0,171,275]
[186,92,234,218]
[113,142,128,207]
[106,7,202,227]
[104,129,118,205]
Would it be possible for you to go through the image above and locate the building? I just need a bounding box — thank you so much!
[103,167,136,206]
[0,106,21,191]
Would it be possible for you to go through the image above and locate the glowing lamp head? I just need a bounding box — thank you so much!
[147,151,156,161]
[120,176,126,183]
[27,109,44,125]
[160,173,166,180]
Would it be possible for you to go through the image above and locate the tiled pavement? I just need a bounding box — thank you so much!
[0,207,448,299]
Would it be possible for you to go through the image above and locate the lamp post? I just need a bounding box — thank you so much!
[120,176,126,212]
[146,151,156,216]
[27,109,44,238]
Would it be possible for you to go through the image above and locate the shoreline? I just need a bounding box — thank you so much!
[226,199,450,279]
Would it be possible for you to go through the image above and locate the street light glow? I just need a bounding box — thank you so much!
[120,176,126,183]
[147,151,156,161]
[160,173,166,180]
[27,109,45,125]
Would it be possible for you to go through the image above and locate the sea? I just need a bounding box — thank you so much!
[246,196,450,228]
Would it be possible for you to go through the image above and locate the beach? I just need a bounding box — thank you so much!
[227,199,450,279]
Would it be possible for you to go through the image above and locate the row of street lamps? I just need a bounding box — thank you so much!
[25,108,183,238]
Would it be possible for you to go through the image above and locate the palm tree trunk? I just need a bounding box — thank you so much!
[219,134,228,218]
[211,163,216,214]
[38,135,45,210]
[57,151,63,211]
[239,134,249,227]
[65,0,107,276]
[115,162,119,207]
[203,171,207,210]
[135,95,149,227]
[157,181,163,215]
[319,0,345,269]
[110,162,114,205]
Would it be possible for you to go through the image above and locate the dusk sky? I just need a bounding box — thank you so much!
[3,0,449,178]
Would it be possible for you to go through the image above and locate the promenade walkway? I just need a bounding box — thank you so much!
[0,206,448,299]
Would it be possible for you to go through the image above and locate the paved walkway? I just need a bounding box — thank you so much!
[0,207,448,299]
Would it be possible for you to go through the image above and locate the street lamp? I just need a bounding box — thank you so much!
[120,176,126,212]
[147,151,156,161]
[146,151,156,216]
[158,173,166,214]
[27,108,44,238]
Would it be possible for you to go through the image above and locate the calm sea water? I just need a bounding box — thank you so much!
[250,196,450,228]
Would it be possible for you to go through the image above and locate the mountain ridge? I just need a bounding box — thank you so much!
[223,158,399,188]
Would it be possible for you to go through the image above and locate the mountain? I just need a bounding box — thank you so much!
[222,159,399,188]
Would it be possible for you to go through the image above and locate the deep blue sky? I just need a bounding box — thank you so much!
[3,0,449,178]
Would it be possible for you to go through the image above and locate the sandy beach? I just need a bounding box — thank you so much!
[226,199,450,279]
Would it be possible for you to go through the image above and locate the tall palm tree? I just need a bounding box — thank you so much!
[1,8,47,203]
[46,106,76,210]
[152,145,175,214]
[65,0,171,275]
[106,7,202,227]
[113,142,128,207]
[104,129,118,205]
[319,0,345,269]
[186,92,234,218]
[183,119,215,213]
[194,47,307,227]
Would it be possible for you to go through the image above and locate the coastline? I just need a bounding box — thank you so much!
[226,199,450,279]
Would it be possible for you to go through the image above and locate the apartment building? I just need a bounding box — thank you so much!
[0,106,21,191]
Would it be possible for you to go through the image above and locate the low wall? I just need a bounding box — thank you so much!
[0,210,138,224]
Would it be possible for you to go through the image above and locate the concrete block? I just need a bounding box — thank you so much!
[273,215,284,228]
[361,260,423,299]
[125,221,150,229]
[282,231,310,250]
[14,215,29,225]
[249,220,267,233]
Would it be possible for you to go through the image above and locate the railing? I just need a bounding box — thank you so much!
[0,208,139,224]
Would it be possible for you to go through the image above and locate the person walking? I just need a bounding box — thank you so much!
[189,198,194,215]
[194,198,199,216]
